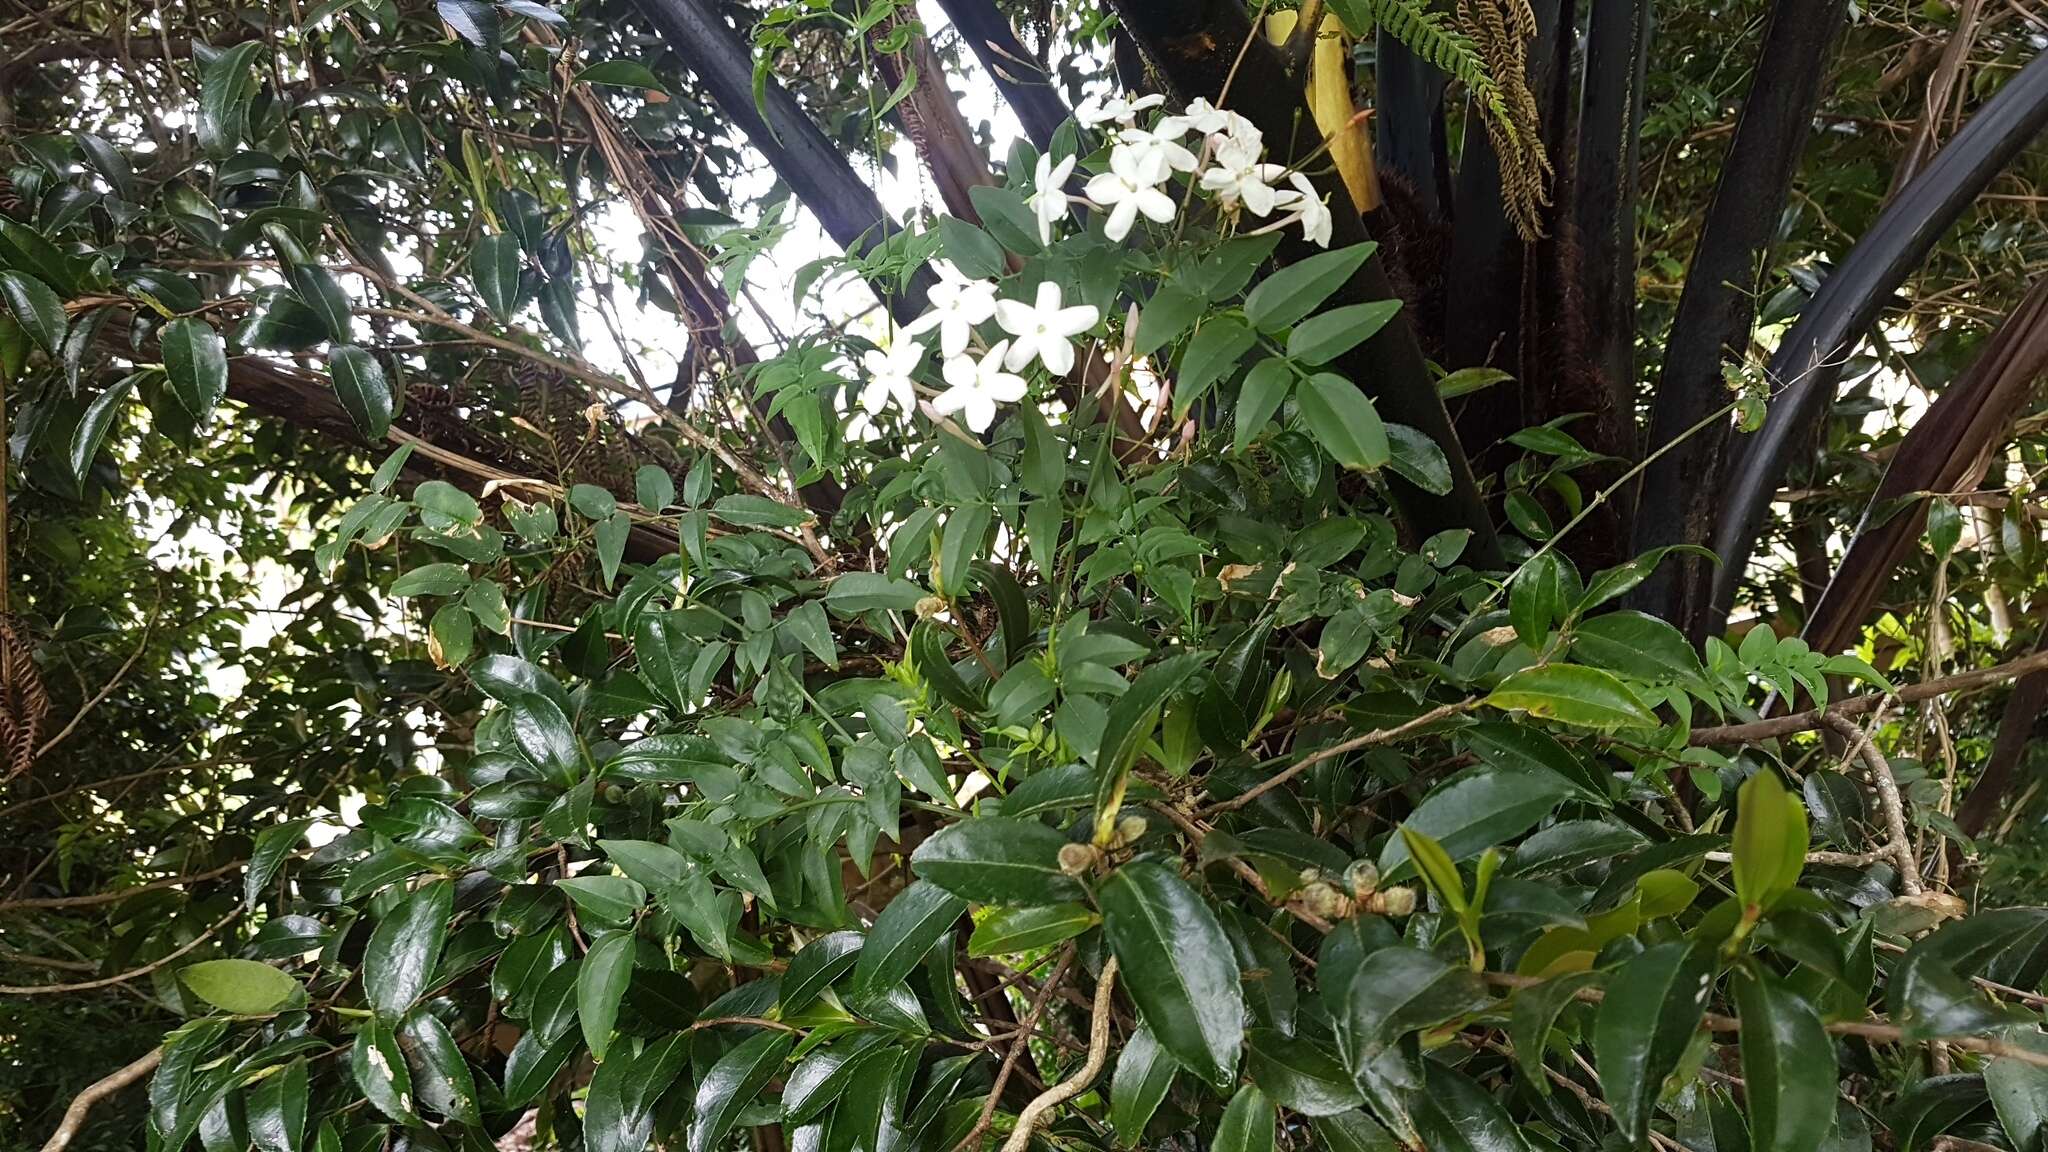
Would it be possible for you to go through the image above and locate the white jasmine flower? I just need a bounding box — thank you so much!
[1028,153,1076,246]
[933,341,1030,434]
[1199,136,1291,216]
[1159,97,1261,149]
[859,338,924,416]
[1284,172,1334,247]
[995,281,1100,376]
[1084,146,1178,242]
[902,263,998,359]
[1075,92,1165,128]
[1116,126,1199,183]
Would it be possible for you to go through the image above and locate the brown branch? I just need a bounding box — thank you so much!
[34,591,161,760]
[1689,648,2048,745]
[37,1047,162,1152]
[1204,699,1476,816]
[951,946,1074,1152]
[0,859,243,913]
[1823,712,1924,896]
[999,957,1117,1152]
[1,907,238,995]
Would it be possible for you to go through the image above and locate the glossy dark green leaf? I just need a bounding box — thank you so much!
[1595,941,1714,1144]
[1111,1023,1177,1146]
[1485,664,1658,729]
[287,264,351,343]
[1734,969,1835,1152]
[1094,653,1205,833]
[1410,1060,1528,1152]
[557,876,646,925]
[1246,1029,1363,1117]
[1508,970,1603,1090]
[1462,722,1610,807]
[1307,1109,1402,1152]
[501,1027,580,1108]
[1234,356,1293,452]
[161,316,227,422]
[781,929,863,1014]
[247,1057,307,1152]
[1890,1074,1990,1152]
[573,59,667,92]
[578,930,635,1063]
[910,817,1085,906]
[351,1018,416,1124]
[1136,282,1204,355]
[850,880,965,998]
[1214,1083,1275,1152]
[180,959,302,1015]
[505,689,582,786]
[781,1034,890,1124]
[329,345,391,440]
[364,881,452,1020]
[1099,858,1243,1089]
[685,1029,793,1152]
[1377,768,1575,879]
[471,234,522,322]
[1571,610,1704,683]
[1336,947,1488,1073]
[1891,909,2048,1040]
[1383,423,1453,495]
[400,1011,480,1126]
[1986,1028,2048,1152]
[198,42,263,156]
[968,902,1099,956]
[585,1033,688,1152]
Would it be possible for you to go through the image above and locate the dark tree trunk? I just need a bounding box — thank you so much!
[1373,32,1450,218]
[930,0,1072,153]
[631,0,934,324]
[1107,0,1502,565]
[1708,46,2048,633]
[1572,0,1652,456]
[1629,0,1847,636]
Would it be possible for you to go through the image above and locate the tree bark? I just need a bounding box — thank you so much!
[1630,0,1847,635]
[1708,46,2048,633]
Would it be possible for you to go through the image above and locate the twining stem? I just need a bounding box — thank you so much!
[1824,712,1925,895]
[999,957,1119,1152]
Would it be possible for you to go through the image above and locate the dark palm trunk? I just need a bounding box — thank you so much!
[1708,47,2048,632]
[1629,0,1847,635]
[1572,0,1653,455]
[930,0,1072,153]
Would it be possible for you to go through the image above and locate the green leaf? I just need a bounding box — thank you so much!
[1485,664,1659,729]
[1176,316,1258,418]
[1099,858,1243,1090]
[1734,969,1835,1152]
[1111,1023,1178,1146]
[851,879,966,998]
[350,1018,416,1123]
[328,345,392,440]
[938,216,1006,279]
[911,817,1086,905]
[1377,768,1575,879]
[1136,283,1205,355]
[248,1057,307,1152]
[364,881,452,1020]
[558,876,647,925]
[389,562,469,598]
[506,689,583,786]
[578,930,635,1062]
[936,504,990,600]
[69,375,137,485]
[1296,374,1388,472]
[782,929,863,1014]
[1335,947,1488,1073]
[968,903,1099,956]
[595,511,630,589]
[1508,970,1604,1090]
[1287,300,1401,365]
[685,1029,794,1152]
[1234,356,1293,452]
[400,1011,481,1126]
[573,60,667,91]
[824,572,929,612]
[712,493,807,529]
[1732,770,1807,913]
[1595,941,1714,1144]
[1244,242,1376,332]
[198,42,264,156]
[1509,552,1568,648]
[1462,722,1610,807]
[287,264,352,343]
[1245,1030,1364,1117]
[1988,1029,2048,1152]
[633,464,674,511]
[1214,1083,1276,1152]
[470,234,523,322]
[245,818,314,910]
[160,316,227,423]
[1094,653,1204,841]
[1435,366,1513,399]
[1890,909,2048,1040]
[430,602,473,666]
[1571,611,1704,683]
[1383,424,1453,495]
[782,1035,891,1124]
[585,1032,687,1152]
[0,271,65,355]
[179,959,302,1015]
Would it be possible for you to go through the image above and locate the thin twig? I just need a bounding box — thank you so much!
[1000,957,1118,1152]
[952,947,1075,1152]
[1690,648,2048,745]
[0,859,244,913]
[1824,713,1924,896]
[1,908,238,995]
[1205,700,1475,816]
[35,592,161,759]
[37,1047,162,1152]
